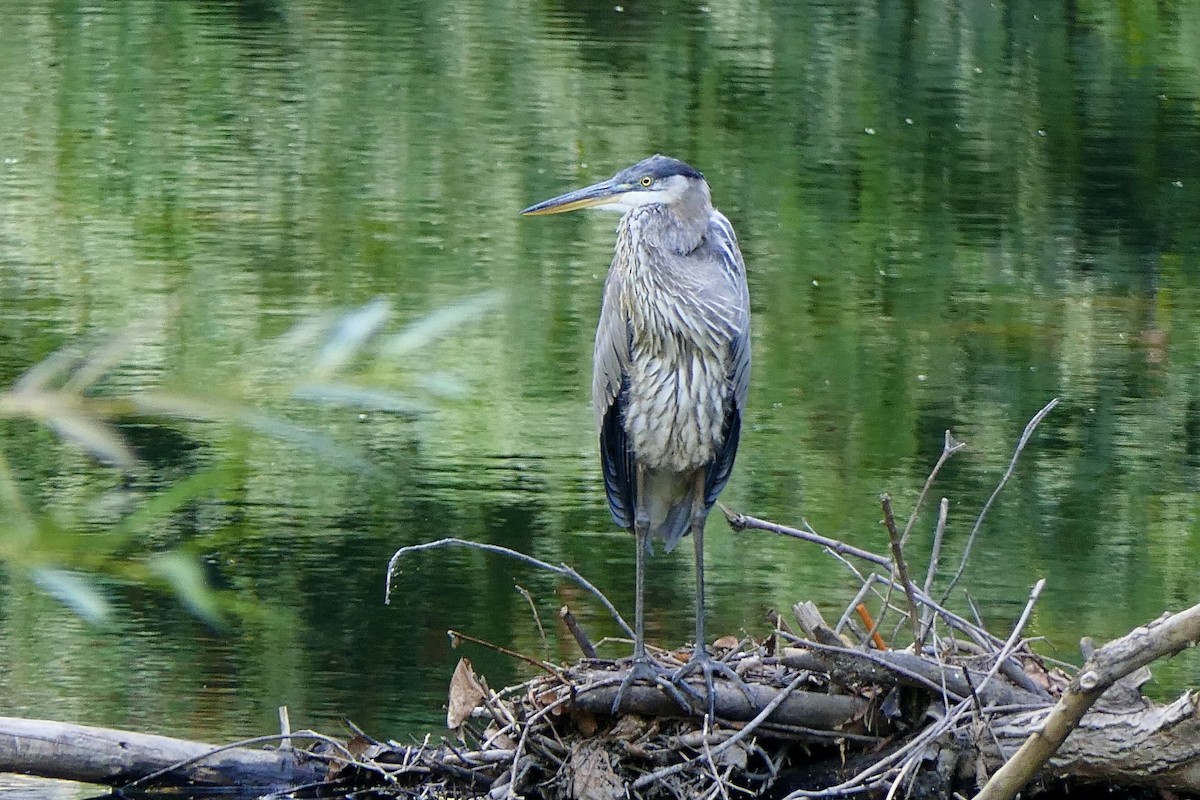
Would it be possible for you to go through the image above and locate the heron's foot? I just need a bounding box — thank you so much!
[610,656,692,715]
[672,647,759,719]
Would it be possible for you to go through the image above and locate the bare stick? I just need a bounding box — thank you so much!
[835,578,889,635]
[860,576,896,651]
[974,600,1200,800]
[385,538,634,639]
[899,431,965,548]
[278,707,292,752]
[917,497,950,648]
[447,630,562,677]
[776,635,965,704]
[514,585,548,658]
[922,497,950,599]
[981,580,1045,689]
[559,606,598,659]
[941,399,1058,602]
[854,605,888,651]
[881,494,922,645]
[723,507,892,569]
[504,693,573,797]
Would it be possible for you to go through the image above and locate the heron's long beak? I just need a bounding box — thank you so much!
[520,178,631,216]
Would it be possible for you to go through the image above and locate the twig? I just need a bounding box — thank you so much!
[447,630,562,677]
[884,751,920,800]
[941,399,1058,602]
[917,497,950,648]
[978,580,1045,691]
[872,573,1006,652]
[881,494,921,645]
[722,508,892,569]
[559,606,598,659]
[504,693,573,797]
[860,573,897,652]
[514,584,549,659]
[632,672,811,790]
[854,604,888,651]
[899,430,965,548]
[278,706,292,751]
[923,497,950,599]
[385,537,634,638]
[835,579,889,636]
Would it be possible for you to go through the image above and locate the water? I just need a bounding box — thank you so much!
[1,1,1200,794]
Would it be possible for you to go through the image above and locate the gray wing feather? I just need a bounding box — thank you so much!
[703,210,750,508]
[592,268,628,430]
[594,268,635,529]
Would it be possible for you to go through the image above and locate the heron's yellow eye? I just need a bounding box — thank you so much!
[640,176,653,187]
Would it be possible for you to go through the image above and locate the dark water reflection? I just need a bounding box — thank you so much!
[1,2,1200,775]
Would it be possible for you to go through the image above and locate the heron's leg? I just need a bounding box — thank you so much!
[609,466,689,715]
[672,474,758,719]
[633,519,648,661]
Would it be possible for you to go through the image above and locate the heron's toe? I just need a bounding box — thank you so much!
[609,656,692,715]
[672,648,759,719]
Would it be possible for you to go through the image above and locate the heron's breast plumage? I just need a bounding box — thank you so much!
[617,222,734,474]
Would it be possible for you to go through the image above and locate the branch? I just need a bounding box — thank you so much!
[941,399,1058,602]
[917,497,950,648]
[385,538,634,639]
[974,601,1200,800]
[899,430,965,548]
[880,494,921,645]
[723,508,892,569]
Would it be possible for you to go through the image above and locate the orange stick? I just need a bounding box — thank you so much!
[855,604,888,650]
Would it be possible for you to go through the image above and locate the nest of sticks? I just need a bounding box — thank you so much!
[346,400,1200,799]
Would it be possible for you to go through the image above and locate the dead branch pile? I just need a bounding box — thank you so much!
[338,587,1200,800]
[356,400,1200,800]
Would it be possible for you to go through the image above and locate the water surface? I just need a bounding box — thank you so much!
[1,2,1199,789]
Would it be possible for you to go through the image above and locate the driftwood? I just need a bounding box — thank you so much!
[976,603,1200,799]
[0,716,326,790]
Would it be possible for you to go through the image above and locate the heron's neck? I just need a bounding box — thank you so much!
[621,193,712,257]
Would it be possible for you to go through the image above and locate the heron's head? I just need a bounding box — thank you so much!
[521,154,708,216]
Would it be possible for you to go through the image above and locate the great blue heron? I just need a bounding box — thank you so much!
[522,155,751,714]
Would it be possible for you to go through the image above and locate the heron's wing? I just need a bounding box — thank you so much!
[594,268,635,529]
[703,211,751,509]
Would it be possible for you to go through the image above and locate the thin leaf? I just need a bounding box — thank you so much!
[410,371,468,399]
[132,393,369,470]
[239,411,373,471]
[275,310,339,353]
[111,466,234,538]
[313,298,393,376]
[148,551,222,627]
[31,568,112,624]
[14,347,81,392]
[62,325,145,394]
[46,415,138,468]
[381,291,503,357]
[292,383,430,414]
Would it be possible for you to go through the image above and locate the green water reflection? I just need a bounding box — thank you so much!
[1,0,1199,755]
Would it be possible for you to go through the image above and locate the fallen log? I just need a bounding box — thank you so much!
[0,717,326,791]
[976,601,1200,800]
[571,675,883,733]
[981,692,1200,792]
